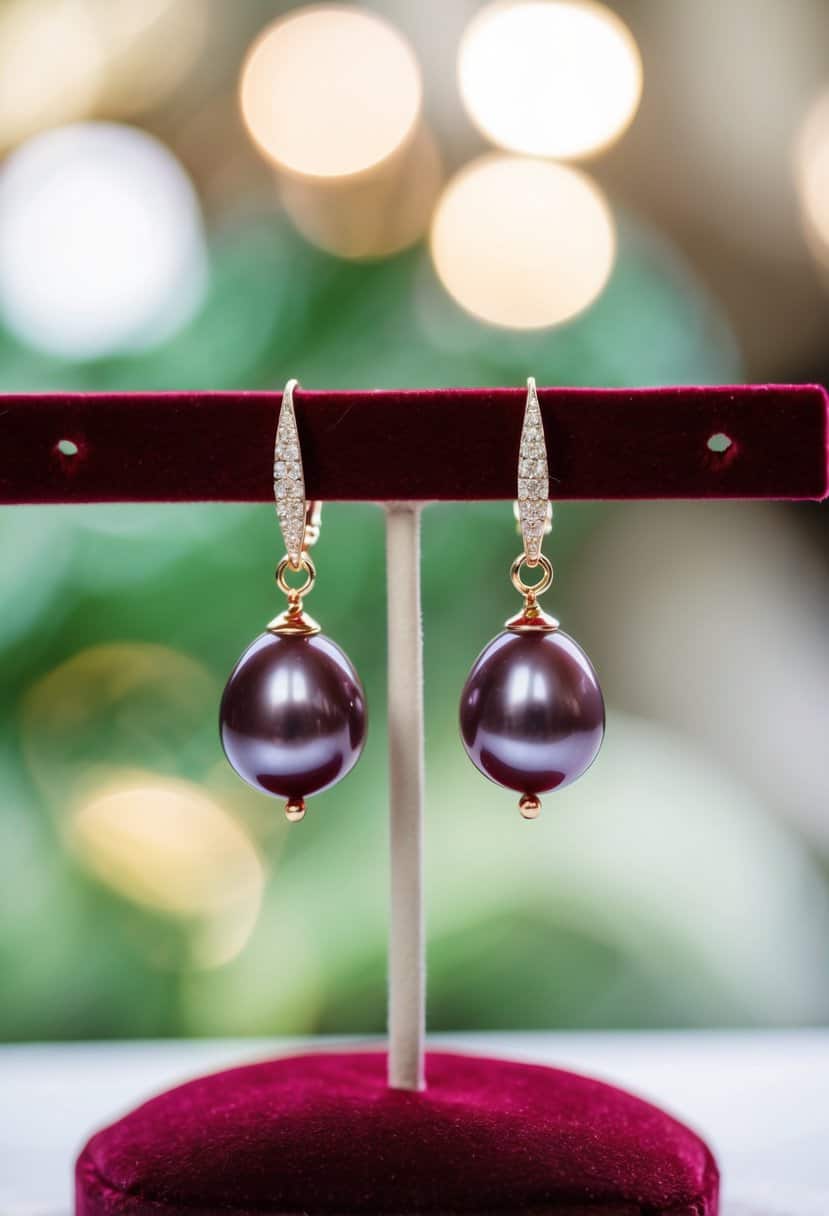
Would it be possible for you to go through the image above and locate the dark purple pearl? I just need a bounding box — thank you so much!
[220,632,367,799]
[459,629,604,795]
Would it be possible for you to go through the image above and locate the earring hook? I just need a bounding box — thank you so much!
[274,378,323,568]
[515,376,551,567]
[507,377,557,633]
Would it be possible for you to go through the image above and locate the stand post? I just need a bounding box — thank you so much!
[385,503,426,1091]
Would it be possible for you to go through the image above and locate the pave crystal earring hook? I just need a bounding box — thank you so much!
[219,379,367,822]
[459,377,605,819]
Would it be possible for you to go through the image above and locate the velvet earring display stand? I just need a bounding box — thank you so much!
[4,385,827,1216]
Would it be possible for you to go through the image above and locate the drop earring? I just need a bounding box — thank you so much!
[220,379,368,822]
[459,377,605,819]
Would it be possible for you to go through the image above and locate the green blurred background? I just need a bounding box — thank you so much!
[1,0,829,1042]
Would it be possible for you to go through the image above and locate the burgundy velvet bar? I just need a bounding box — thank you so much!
[1,384,826,503]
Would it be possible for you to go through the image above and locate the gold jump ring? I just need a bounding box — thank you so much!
[510,552,553,598]
[276,554,316,598]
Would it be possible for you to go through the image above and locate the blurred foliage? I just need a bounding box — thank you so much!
[4,142,829,1044]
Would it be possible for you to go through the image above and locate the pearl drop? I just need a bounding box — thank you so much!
[459,629,604,796]
[220,632,367,799]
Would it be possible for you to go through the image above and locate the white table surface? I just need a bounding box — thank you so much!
[1,1031,827,1216]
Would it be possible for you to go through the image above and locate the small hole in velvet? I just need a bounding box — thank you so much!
[706,432,732,454]
[57,438,79,457]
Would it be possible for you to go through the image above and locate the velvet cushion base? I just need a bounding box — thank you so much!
[75,1051,718,1216]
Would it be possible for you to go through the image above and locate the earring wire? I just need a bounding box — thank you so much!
[515,376,551,566]
[274,378,322,568]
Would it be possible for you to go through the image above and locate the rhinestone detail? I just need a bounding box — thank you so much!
[517,378,550,563]
[274,379,306,565]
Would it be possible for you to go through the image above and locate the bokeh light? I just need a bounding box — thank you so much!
[0,122,207,359]
[71,773,264,968]
[95,0,207,116]
[280,123,442,259]
[22,643,219,808]
[0,0,104,148]
[430,154,615,328]
[239,5,422,179]
[458,0,642,160]
[796,87,829,267]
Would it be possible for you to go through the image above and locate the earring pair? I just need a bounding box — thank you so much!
[220,377,603,823]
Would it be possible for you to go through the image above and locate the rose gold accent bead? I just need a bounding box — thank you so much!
[285,797,307,823]
[519,793,541,820]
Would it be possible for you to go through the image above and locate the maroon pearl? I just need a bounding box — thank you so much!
[459,629,604,795]
[220,632,367,799]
